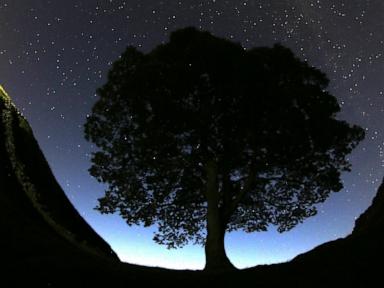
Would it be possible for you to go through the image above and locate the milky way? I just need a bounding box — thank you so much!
[0,0,383,269]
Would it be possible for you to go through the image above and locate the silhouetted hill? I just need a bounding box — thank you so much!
[0,86,199,286]
[1,85,383,287]
[0,86,120,281]
[286,180,384,287]
[353,180,384,236]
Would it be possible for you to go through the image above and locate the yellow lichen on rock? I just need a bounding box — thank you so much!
[0,85,11,102]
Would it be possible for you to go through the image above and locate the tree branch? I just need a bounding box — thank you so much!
[205,159,219,206]
[227,165,257,217]
[221,163,232,222]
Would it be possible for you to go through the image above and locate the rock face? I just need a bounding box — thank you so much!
[0,86,119,274]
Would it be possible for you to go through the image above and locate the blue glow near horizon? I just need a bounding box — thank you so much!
[52,156,370,270]
[76,192,360,270]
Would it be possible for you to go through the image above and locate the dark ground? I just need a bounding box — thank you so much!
[1,89,383,287]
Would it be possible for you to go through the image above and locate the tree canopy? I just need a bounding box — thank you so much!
[84,27,365,270]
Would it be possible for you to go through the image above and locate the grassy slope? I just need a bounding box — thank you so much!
[0,88,120,283]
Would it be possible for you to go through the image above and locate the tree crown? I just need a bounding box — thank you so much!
[85,27,364,248]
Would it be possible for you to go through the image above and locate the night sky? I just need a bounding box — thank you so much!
[1,0,383,269]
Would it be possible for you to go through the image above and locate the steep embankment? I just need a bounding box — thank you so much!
[0,86,118,275]
[353,181,384,236]
[234,181,384,287]
[0,86,195,286]
[283,180,384,286]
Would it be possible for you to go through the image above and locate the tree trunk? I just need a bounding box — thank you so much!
[204,160,236,272]
[204,214,235,271]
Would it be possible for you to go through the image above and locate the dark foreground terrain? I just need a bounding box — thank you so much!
[1,87,382,287]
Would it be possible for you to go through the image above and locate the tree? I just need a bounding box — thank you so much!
[84,27,365,271]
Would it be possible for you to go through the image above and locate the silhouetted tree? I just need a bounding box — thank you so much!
[84,27,365,271]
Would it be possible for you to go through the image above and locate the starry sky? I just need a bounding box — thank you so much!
[1,0,383,270]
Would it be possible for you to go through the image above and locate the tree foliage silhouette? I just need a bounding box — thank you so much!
[84,27,365,271]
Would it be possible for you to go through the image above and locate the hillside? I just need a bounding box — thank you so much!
[0,86,120,281]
